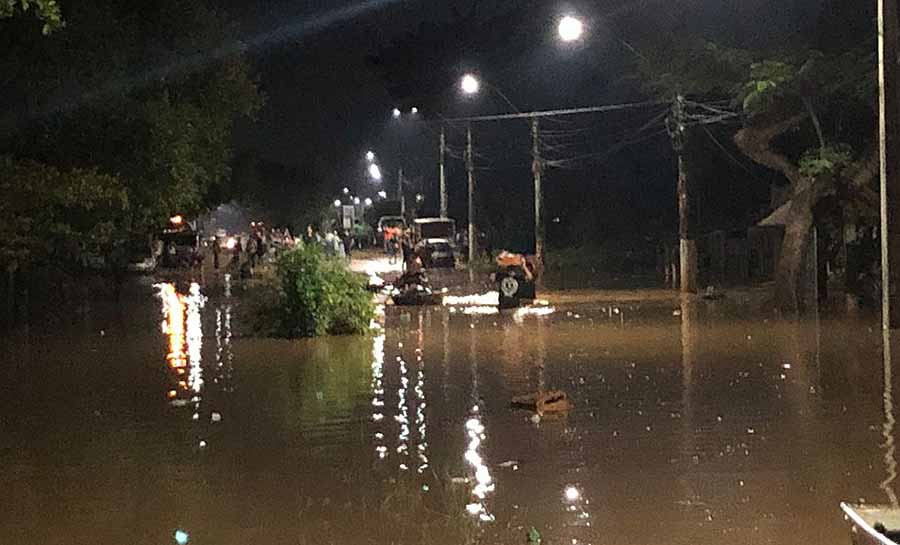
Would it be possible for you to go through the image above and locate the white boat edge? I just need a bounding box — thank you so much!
[841,502,900,545]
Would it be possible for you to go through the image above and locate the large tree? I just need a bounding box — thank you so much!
[0,0,263,265]
[634,12,878,311]
[732,51,877,311]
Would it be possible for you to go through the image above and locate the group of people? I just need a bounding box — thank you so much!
[304,225,356,260]
[211,227,296,276]
[382,226,417,270]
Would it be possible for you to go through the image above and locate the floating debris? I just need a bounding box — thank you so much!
[511,390,574,415]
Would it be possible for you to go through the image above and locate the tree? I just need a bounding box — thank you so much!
[1,0,263,246]
[733,50,877,311]
[634,24,878,312]
[0,0,63,34]
[0,156,128,278]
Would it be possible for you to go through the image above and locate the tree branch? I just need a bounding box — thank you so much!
[846,149,880,216]
[849,149,878,189]
[733,114,806,187]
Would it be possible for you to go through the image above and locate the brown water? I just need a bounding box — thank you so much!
[0,276,894,545]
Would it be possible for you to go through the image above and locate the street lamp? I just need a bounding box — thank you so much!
[364,197,373,207]
[368,163,382,181]
[365,150,375,162]
[334,199,342,208]
[353,197,361,205]
[378,190,387,199]
[342,187,350,194]
[411,106,419,114]
[392,108,401,118]
[558,15,584,42]
[461,73,480,95]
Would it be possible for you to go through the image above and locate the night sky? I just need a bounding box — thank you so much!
[218,0,827,248]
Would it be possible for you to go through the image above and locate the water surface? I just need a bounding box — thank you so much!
[0,278,891,545]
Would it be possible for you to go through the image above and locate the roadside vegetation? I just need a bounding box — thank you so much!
[249,245,375,338]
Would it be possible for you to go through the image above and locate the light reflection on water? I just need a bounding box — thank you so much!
[465,314,495,522]
[371,332,387,460]
[882,331,899,507]
[1,283,895,545]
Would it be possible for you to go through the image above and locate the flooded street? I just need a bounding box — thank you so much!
[0,276,894,545]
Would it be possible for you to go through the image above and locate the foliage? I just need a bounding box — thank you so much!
[635,38,752,98]
[0,156,128,271]
[1,0,263,242]
[741,60,797,113]
[0,0,63,34]
[798,144,853,179]
[251,245,375,338]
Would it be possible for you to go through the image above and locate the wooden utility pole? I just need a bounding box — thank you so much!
[467,124,476,265]
[531,117,545,267]
[439,126,448,218]
[879,0,900,329]
[671,94,697,293]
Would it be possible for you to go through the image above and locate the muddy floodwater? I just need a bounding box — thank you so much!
[0,276,895,545]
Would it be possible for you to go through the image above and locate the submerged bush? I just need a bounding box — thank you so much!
[251,244,374,338]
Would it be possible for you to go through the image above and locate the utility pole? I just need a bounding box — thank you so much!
[670,94,697,293]
[439,126,448,218]
[398,167,406,219]
[467,124,476,266]
[879,0,900,329]
[531,117,545,268]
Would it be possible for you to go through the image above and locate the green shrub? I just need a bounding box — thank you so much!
[251,245,375,338]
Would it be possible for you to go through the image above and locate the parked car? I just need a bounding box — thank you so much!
[412,217,455,242]
[415,238,456,268]
[160,229,200,268]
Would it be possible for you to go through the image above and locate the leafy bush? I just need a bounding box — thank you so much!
[798,144,853,178]
[250,244,374,338]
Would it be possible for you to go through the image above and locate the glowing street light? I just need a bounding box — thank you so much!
[334,199,342,208]
[353,197,361,205]
[368,163,383,181]
[461,73,480,95]
[342,187,350,194]
[558,15,584,42]
[365,150,375,162]
[377,190,387,199]
[169,215,184,226]
[411,106,419,114]
[392,108,401,118]
[364,197,373,206]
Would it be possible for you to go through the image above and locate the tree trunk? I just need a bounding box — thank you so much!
[775,189,817,314]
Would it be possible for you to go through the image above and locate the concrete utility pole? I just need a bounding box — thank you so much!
[398,167,406,219]
[531,117,545,267]
[467,124,477,265]
[439,126,448,218]
[670,94,697,293]
[879,0,900,329]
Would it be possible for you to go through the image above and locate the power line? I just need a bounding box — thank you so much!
[436,100,665,123]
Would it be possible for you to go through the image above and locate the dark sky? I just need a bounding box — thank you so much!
[223,0,828,246]
[228,0,821,160]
